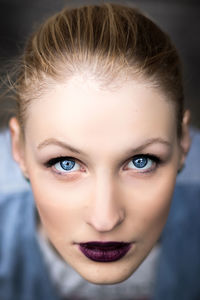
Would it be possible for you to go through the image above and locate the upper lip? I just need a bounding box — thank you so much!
[79,241,131,248]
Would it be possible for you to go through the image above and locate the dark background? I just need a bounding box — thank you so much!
[0,0,199,129]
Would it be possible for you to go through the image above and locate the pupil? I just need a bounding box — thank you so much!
[133,157,148,168]
[60,160,75,170]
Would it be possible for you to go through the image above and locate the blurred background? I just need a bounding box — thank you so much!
[0,0,199,129]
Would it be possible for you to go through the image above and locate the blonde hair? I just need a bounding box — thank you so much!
[11,3,184,135]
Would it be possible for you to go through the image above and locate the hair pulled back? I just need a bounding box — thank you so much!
[14,3,184,135]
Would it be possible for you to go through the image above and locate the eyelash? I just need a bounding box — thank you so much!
[44,154,161,176]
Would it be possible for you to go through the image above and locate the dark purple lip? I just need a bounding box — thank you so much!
[79,241,132,262]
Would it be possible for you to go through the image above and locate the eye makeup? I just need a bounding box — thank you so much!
[45,156,77,169]
[125,154,161,174]
[43,153,162,177]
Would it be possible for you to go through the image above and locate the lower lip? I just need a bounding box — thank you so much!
[79,242,132,262]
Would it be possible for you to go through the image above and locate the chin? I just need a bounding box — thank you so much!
[85,274,132,285]
[74,262,137,285]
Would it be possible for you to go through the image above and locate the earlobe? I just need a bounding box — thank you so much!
[9,117,28,178]
[179,110,191,170]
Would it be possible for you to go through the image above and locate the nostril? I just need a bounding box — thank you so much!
[85,178,126,232]
[87,208,125,232]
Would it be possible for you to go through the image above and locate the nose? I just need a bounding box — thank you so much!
[86,174,125,232]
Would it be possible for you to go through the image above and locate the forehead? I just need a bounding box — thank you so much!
[25,76,176,152]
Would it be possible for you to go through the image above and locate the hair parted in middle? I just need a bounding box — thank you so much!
[14,3,184,135]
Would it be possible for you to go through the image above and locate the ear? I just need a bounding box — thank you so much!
[178,110,191,170]
[9,117,29,178]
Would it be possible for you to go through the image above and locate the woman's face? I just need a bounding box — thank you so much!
[11,75,187,284]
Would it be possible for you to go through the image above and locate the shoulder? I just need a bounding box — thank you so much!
[0,190,35,241]
[156,184,200,299]
[168,183,200,228]
[0,190,59,300]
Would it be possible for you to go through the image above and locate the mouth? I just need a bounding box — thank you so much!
[78,241,132,262]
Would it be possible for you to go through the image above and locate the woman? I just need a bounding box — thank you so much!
[1,3,191,300]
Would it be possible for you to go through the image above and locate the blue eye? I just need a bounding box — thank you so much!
[127,156,156,172]
[46,154,159,175]
[45,157,81,173]
[59,160,75,171]
[54,159,81,173]
[133,157,149,168]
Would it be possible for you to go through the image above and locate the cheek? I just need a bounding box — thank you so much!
[29,174,86,241]
[125,166,177,242]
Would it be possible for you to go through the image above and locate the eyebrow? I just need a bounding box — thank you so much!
[37,137,171,156]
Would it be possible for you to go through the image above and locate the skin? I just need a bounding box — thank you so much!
[10,75,190,284]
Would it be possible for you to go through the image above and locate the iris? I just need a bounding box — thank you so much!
[133,157,148,169]
[60,160,75,171]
